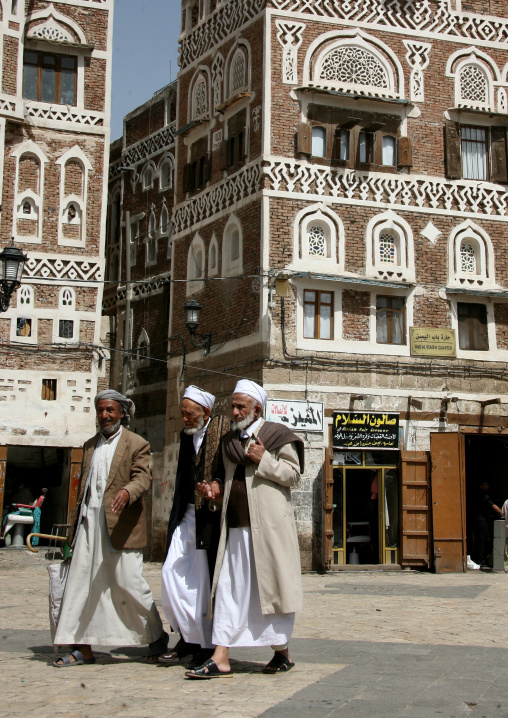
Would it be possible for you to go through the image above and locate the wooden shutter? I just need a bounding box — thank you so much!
[323,448,334,570]
[182,163,191,192]
[491,126,508,183]
[203,152,211,182]
[445,120,462,179]
[297,121,312,155]
[430,432,466,572]
[398,136,413,167]
[400,450,431,568]
[240,126,248,159]
[0,446,6,533]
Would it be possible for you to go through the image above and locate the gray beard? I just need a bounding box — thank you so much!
[232,410,256,432]
[100,418,122,437]
[184,416,205,435]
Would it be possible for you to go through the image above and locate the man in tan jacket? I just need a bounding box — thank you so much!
[186,380,304,679]
[53,390,167,667]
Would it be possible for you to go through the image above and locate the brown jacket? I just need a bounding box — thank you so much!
[68,428,152,550]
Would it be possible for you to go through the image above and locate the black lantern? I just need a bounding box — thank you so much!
[184,297,211,354]
[0,238,28,313]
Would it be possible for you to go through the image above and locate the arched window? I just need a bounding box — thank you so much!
[294,206,343,269]
[59,287,75,309]
[160,201,170,237]
[18,285,34,307]
[142,164,154,190]
[222,217,243,276]
[459,64,488,106]
[318,44,390,92]
[187,235,206,295]
[192,76,208,119]
[449,222,495,289]
[137,329,150,366]
[230,49,246,95]
[158,156,173,190]
[366,212,415,283]
[208,234,219,277]
[308,225,326,257]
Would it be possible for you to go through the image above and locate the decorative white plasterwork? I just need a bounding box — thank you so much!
[25,3,87,45]
[122,123,176,167]
[179,0,264,69]
[24,102,104,129]
[173,162,262,233]
[265,159,508,220]
[56,146,92,249]
[252,105,261,133]
[447,220,496,289]
[403,40,431,102]
[275,19,305,85]
[366,210,415,283]
[212,53,225,112]
[303,29,404,100]
[421,221,441,244]
[445,48,501,112]
[291,202,344,273]
[188,67,212,122]
[270,1,508,47]
[24,255,102,282]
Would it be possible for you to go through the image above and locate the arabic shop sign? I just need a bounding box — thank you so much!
[333,411,400,450]
[410,327,456,357]
[266,399,324,432]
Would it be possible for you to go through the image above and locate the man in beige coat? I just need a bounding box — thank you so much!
[53,390,167,667]
[186,380,304,679]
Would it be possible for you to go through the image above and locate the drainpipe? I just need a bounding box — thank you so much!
[121,211,131,395]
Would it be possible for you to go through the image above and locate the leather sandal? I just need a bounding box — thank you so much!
[185,658,233,679]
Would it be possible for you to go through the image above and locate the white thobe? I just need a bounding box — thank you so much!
[160,421,213,648]
[212,418,295,649]
[54,428,163,646]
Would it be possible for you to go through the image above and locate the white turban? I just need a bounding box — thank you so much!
[233,380,267,408]
[183,385,215,411]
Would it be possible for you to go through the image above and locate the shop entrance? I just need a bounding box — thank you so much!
[465,434,508,567]
[327,450,400,566]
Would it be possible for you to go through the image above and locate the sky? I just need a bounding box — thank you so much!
[110,0,181,141]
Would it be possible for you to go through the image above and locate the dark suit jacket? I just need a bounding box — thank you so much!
[69,428,151,550]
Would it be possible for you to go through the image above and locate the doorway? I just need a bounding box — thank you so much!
[330,450,400,566]
[464,434,508,566]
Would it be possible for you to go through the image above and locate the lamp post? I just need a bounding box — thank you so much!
[184,297,211,354]
[0,238,28,313]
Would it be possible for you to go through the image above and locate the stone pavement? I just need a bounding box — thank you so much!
[1,550,508,718]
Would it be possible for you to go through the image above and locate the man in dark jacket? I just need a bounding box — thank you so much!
[160,386,228,665]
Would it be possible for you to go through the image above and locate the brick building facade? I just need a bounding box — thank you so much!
[153,0,508,572]
[0,0,113,537]
[105,83,176,557]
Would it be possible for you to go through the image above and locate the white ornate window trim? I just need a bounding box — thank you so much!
[448,220,495,289]
[10,289,38,344]
[158,153,174,191]
[187,234,206,295]
[222,215,243,277]
[59,287,76,310]
[159,200,170,238]
[212,53,225,113]
[25,4,88,45]
[56,146,92,249]
[366,211,415,283]
[189,68,211,121]
[446,49,499,113]
[146,207,158,267]
[136,328,150,367]
[275,19,305,86]
[304,30,404,100]
[291,204,344,273]
[141,161,156,191]
[208,233,219,277]
[449,296,496,358]
[11,141,48,245]
[225,41,251,101]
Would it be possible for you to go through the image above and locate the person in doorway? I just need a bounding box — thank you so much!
[53,390,168,667]
[159,386,229,666]
[185,379,305,679]
[472,480,503,567]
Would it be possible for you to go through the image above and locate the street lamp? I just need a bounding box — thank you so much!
[184,297,211,354]
[0,238,28,312]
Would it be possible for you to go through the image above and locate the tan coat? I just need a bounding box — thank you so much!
[69,428,152,550]
[210,418,304,616]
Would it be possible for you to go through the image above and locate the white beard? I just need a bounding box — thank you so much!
[99,418,122,437]
[232,410,256,432]
[184,415,205,435]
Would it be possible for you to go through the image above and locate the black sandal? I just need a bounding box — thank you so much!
[185,658,233,679]
[263,652,295,674]
[147,631,169,663]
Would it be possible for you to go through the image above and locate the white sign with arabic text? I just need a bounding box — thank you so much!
[266,399,324,432]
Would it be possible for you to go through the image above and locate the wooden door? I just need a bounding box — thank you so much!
[0,446,6,526]
[323,448,334,570]
[400,451,431,568]
[430,432,466,572]
[67,448,83,525]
